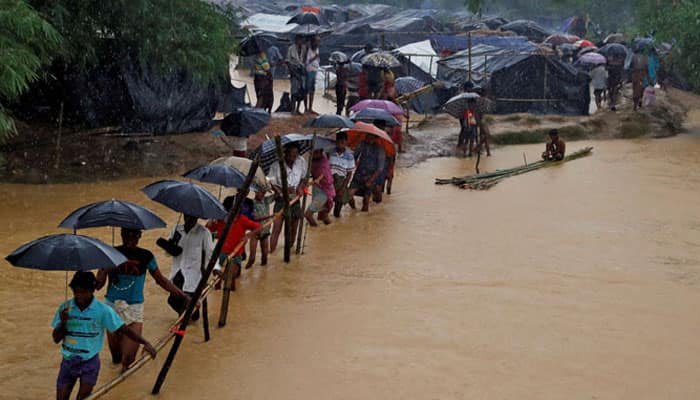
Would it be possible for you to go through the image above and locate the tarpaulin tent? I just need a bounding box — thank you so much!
[438,45,590,115]
[429,35,535,54]
[394,40,438,79]
[501,20,551,43]
[242,13,298,33]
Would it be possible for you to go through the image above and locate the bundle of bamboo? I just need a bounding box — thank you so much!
[435,147,593,190]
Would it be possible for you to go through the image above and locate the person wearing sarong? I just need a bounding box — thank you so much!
[286,35,306,115]
[631,50,649,111]
[268,142,307,252]
[305,149,335,226]
[349,135,386,212]
[328,131,355,217]
[254,52,274,113]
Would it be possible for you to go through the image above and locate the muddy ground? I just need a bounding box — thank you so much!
[1,85,695,184]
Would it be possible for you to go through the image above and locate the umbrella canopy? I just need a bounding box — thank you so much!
[6,234,127,271]
[349,99,403,116]
[58,200,166,231]
[577,46,598,57]
[344,122,395,158]
[442,92,481,119]
[142,180,227,220]
[632,37,654,53]
[578,52,607,65]
[351,108,400,127]
[290,24,331,37]
[361,52,401,68]
[395,76,424,95]
[251,133,315,173]
[329,51,349,64]
[239,33,279,57]
[210,156,270,191]
[604,33,626,44]
[559,43,578,55]
[575,39,595,48]
[599,43,629,59]
[287,11,323,26]
[348,62,363,75]
[221,107,270,138]
[545,34,580,46]
[183,164,258,190]
[304,114,356,129]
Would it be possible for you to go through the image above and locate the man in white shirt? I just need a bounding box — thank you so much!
[166,214,214,321]
[268,142,308,252]
[286,35,307,115]
[305,36,321,114]
[590,64,609,110]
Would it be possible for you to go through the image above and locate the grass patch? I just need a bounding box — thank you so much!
[523,116,541,125]
[492,125,588,145]
[548,116,566,123]
[501,115,522,122]
[619,121,650,138]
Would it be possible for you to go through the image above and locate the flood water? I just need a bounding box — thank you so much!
[2,132,700,399]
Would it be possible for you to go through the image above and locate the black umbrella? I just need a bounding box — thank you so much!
[6,234,127,272]
[250,133,315,174]
[183,164,259,190]
[304,114,356,129]
[351,108,400,127]
[361,52,401,68]
[632,37,654,53]
[221,107,270,138]
[59,200,166,231]
[239,33,278,57]
[395,76,424,95]
[287,11,323,26]
[329,51,349,64]
[599,43,629,59]
[443,92,480,119]
[142,180,227,220]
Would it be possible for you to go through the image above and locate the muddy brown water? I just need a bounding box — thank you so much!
[2,131,700,399]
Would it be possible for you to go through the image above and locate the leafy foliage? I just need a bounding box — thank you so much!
[30,0,239,84]
[0,0,61,138]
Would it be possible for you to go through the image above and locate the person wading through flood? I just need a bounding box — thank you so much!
[349,134,386,212]
[268,142,308,252]
[52,271,156,400]
[286,35,307,115]
[96,228,187,371]
[542,129,566,161]
[328,131,356,217]
[305,148,335,226]
[166,214,214,321]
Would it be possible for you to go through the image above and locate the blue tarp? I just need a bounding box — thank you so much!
[429,35,535,53]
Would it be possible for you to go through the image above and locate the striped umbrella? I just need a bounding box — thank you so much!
[250,134,314,174]
[395,76,424,95]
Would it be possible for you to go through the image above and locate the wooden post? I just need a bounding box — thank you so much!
[296,135,315,254]
[151,156,260,395]
[274,136,292,263]
[217,256,235,328]
[200,249,210,341]
[54,102,64,170]
[468,32,473,82]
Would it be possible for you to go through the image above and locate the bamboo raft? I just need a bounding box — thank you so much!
[435,147,593,190]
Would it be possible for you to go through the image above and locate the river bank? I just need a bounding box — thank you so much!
[1,83,696,184]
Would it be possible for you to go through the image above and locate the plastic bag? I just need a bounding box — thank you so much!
[643,86,656,107]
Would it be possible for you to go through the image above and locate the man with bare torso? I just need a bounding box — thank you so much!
[542,129,566,161]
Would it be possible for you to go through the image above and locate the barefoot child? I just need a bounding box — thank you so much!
[246,190,274,268]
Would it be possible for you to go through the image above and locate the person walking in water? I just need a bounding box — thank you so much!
[96,228,187,371]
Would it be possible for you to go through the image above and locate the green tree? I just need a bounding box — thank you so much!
[30,0,239,85]
[0,0,61,138]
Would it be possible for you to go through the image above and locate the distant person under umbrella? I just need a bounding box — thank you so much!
[631,49,649,111]
[286,35,307,115]
[253,51,274,113]
[166,214,214,320]
[52,271,156,400]
[96,228,187,371]
[590,64,608,110]
[335,62,349,115]
[458,95,479,157]
[268,142,308,252]
[305,36,321,114]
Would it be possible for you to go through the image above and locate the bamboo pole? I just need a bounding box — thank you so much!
[200,249,210,341]
[151,155,261,395]
[296,134,315,254]
[468,32,473,82]
[217,255,236,328]
[274,136,292,263]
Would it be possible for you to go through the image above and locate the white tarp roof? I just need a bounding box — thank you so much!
[242,13,297,33]
[395,40,438,78]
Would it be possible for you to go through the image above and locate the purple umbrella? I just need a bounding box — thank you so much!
[578,52,606,65]
[349,99,403,116]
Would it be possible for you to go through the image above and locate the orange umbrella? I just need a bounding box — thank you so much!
[575,39,594,48]
[344,121,396,158]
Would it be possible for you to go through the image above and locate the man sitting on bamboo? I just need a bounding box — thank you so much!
[542,129,566,161]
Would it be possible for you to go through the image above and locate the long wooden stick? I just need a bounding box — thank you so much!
[200,249,210,342]
[218,255,236,328]
[296,134,315,254]
[274,136,292,263]
[151,155,260,395]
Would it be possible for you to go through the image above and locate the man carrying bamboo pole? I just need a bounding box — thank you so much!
[268,142,307,253]
[542,129,566,161]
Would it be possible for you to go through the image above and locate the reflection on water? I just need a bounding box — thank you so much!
[2,136,700,399]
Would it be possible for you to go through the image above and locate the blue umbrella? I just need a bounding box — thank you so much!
[250,133,315,174]
[183,164,255,189]
[313,136,336,150]
[304,114,356,129]
[6,234,127,271]
[395,76,424,95]
[58,200,166,231]
[351,107,400,127]
[142,180,227,220]
[221,107,271,138]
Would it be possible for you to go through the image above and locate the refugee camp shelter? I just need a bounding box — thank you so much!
[438,45,590,115]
